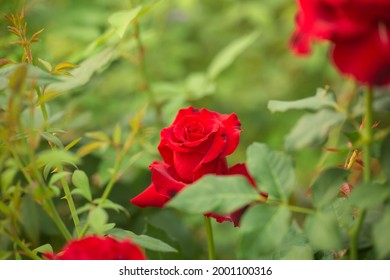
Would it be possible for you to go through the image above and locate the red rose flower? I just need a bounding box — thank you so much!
[290,0,390,85]
[44,235,146,260]
[158,107,241,183]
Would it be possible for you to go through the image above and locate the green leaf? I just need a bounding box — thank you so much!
[207,31,260,80]
[304,211,343,251]
[0,63,60,88]
[373,206,390,259]
[311,168,349,209]
[239,204,291,258]
[380,135,390,179]
[167,175,260,215]
[49,171,71,186]
[332,198,354,230]
[33,244,53,254]
[268,88,336,113]
[87,207,108,234]
[285,109,346,151]
[246,143,295,201]
[108,228,177,253]
[185,72,216,99]
[108,6,143,38]
[37,150,80,168]
[349,182,390,209]
[46,48,115,93]
[40,131,64,149]
[93,198,127,213]
[71,170,92,201]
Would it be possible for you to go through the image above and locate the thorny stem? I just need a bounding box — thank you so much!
[349,86,373,260]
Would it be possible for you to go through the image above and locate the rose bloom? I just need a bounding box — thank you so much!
[44,235,146,260]
[158,107,241,183]
[290,0,390,85]
[131,107,261,226]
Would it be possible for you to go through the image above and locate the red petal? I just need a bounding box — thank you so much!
[130,184,170,208]
[150,161,186,197]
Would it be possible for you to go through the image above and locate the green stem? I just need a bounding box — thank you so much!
[349,86,373,260]
[204,216,216,260]
[36,87,49,128]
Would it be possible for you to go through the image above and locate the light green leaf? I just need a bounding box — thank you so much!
[349,182,390,209]
[93,198,127,213]
[37,150,79,168]
[108,228,177,253]
[108,6,143,38]
[285,109,346,151]
[33,244,53,254]
[304,211,343,251]
[246,143,295,201]
[239,204,291,258]
[185,72,216,99]
[207,31,260,79]
[71,170,92,201]
[46,48,114,93]
[0,63,60,88]
[167,175,260,215]
[373,206,390,259]
[87,207,108,234]
[311,168,349,209]
[268,88,336,113]
[49,171,71,186]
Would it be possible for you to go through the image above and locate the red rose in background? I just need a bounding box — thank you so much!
[44,235,146,260]
[291,0,390,85]
[158,107,241,183]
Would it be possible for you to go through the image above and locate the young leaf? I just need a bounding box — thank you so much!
[246,143,295,201]
[207,31,260,80]
[93,198,127,213]
[40,131,64,149]
[304,211,343,251]
[71,170,92,201]
[268,88,336,113]
[33,244,53,255]
[108,228,177,253]
[167,175,260,215]
[285,109,346,151]
[239,204,291,258]
[37,150,80,168]
[310,168,349,209]
[87,207,108,234]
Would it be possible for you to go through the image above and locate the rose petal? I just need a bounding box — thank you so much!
[130,184,170,208]
[331,28,390,85]
[220,113,242,157]
[150,161,186,197]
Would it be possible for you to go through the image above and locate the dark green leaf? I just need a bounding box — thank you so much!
[380,135,390,179]
[268,88,336,113]
[285,109,346,151]
[311,168,349,209]
[167,175,260,214]
[239,204,291,258]
[246,142,295,201]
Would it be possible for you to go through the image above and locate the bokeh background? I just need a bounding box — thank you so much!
[1,0,349,259]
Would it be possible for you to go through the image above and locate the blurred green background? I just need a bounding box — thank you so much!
[1,0,347,259]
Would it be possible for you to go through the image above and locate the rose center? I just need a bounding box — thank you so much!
[184,122,205,141]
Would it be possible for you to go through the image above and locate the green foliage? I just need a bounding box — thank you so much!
[168,175,261,215]
[246,143,295,201]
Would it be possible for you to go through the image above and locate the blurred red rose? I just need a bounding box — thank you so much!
[291,0,390,85]
[44,235,146,260]
[158,107,241,183]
